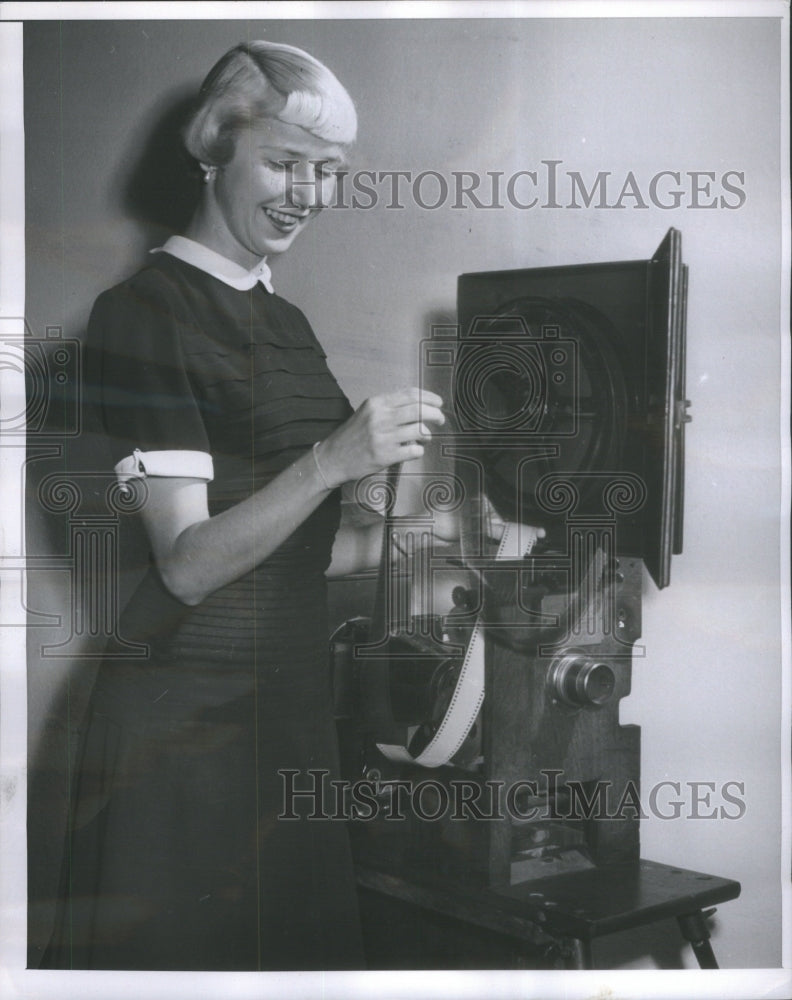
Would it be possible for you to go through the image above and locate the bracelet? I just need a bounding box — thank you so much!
[312,441,333,491]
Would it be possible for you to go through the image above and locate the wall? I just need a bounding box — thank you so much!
[22,15,785,970]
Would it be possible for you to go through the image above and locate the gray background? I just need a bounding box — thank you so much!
[22,16,784,970]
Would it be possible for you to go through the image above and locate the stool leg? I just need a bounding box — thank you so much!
[563,937,593,969]
[677,910,719,969]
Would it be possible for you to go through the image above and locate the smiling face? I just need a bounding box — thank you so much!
[190,118,347,268]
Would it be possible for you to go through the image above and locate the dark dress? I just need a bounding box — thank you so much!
[44,252,363,971]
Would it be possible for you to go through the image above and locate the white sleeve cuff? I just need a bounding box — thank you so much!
[114,449,214,484]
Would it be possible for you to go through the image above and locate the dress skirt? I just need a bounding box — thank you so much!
[45,556,364,971]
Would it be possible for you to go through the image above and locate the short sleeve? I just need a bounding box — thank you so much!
[88,276,213,477]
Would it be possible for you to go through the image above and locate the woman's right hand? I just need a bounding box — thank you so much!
[314,387,445,488]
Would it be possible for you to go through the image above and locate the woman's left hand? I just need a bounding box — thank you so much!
[425,494,546,551]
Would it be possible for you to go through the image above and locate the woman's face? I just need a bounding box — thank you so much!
[201,118,347,268]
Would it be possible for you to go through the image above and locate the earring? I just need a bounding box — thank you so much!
[203,166,217,183]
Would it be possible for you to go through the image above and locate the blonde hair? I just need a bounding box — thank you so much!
[183,40,357,165]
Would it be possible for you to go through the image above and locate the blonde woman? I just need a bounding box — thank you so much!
[44,40,443,971]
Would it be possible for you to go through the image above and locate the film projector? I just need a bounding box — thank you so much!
[330,229,740,968]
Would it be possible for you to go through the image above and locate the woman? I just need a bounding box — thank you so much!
[44,40,444,972]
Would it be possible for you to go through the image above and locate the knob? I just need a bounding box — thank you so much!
[548,653,616,707]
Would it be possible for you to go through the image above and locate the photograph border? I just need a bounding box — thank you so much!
[1,3,789,998]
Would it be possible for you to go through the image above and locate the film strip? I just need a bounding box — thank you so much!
[376,521,540,768]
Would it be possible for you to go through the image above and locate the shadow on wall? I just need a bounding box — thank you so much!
[120,87,202,242]
[26,88,203,966]
[26,432,153,967]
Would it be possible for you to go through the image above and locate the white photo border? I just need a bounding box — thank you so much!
[1,3,789,998]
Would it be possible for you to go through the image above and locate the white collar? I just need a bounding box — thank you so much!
[151,235,274,293]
